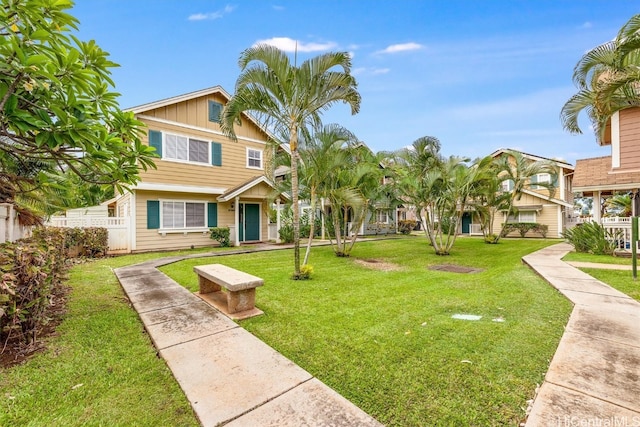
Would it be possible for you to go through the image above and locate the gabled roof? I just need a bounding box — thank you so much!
[124,85,272,139]
[573,156,640,192]
[489,148,574,170]
[217,175,289,202]
[519,188,573,208]
[126,86,231,114]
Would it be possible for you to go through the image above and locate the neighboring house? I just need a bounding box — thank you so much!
[107,86,282,252]
[573,107,640,221]
[461,149,575,238]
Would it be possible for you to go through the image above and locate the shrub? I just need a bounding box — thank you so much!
[209,227,231,247]
[1,231,68,351]
[484,233,499,244]
[32,227,108,258]
[398,220,417,235]
[562,221,620,255]
[293,264,313,280]
[500,223,548,238]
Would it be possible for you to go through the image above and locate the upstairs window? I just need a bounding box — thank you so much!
[208,101,222,123]
[530,173,550,190]
[164,134,209,164]
[501,179,514,192]
[247,148,262,169]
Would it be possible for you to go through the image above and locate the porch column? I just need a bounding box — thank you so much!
[276,198,281,244]
[593,191,602,223]
[234,196,240,247]
[633,190,639,217]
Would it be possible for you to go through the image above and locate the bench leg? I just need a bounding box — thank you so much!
[227,288,256,313]
[199,276,222,294]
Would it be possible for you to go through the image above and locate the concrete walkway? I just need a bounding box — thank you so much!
[113,246,382,427]
[522,243,640,426]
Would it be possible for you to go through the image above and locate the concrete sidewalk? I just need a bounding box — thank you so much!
[522,243,640,426]
[113,249,382,427]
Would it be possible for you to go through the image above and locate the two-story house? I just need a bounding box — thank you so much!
[111,86,282,252]
[573,107,640,220]
[462,149,574,238]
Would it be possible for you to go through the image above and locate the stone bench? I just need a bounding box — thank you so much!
[193,264,264,320]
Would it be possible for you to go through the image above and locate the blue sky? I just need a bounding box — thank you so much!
[71,1,640,164]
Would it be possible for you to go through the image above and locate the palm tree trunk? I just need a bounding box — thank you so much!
[290,126,301,277]
[303,189,316,265]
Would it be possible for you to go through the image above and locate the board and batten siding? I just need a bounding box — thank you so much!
[134,190,270,252]
[142,94,268,141]
[618,107,640,171]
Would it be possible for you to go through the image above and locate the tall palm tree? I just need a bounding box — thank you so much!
[221,45,361,278]
[561,14,640,140]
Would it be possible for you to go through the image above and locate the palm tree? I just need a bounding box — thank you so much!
[605,193,632,217]
[561,14,640,140]
[490,151,557,242]
[221,45,361,278]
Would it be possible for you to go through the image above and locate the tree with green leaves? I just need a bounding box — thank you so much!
[485,151,557,242]
[393,136,489,255]
[221,45,361,278]
[561,14,640,140]
[0,0,156,219]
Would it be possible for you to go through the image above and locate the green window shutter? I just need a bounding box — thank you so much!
[508,180,514,191]
[552,174,559,188]
[208,101,222,123]
[147,201,160,229]
[207,203,218,227]
[148,130,162,157]
[211,142,222,166]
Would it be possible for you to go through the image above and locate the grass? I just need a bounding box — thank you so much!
[160,236,571,426]
[0,246,234,427]
[562,251,632,265]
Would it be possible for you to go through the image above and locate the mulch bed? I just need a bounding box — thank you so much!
[0,284,70,369]
[428,264,484,274]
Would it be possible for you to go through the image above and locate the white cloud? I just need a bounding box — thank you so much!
[253,37,337,52]
[376,42,423,54]
[188,5,235,21]
[372,68,390,75]
[581,21,593,29]
[272,5,285,11]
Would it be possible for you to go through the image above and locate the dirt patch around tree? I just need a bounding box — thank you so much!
[0,284,70,369]
[428,264,484,274]
[354,258,404,271]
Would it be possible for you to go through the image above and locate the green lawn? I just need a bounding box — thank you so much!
[563,251,632,266]
[160,237,571,426]
[0,248,219,427]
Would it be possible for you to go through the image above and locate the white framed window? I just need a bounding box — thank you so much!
[507,211,536,223]
[164,133,209,164]
[161,201,206,229]
[501,179,514,192]
[376,210,389,224]
[247,148,263,169]
[531,173,551,190]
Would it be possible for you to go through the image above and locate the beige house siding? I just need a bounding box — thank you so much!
[138,119,267,188]
[618,107,640,170]
[133,188,272,252]
[491,193,561,238]
[142,94,267,141]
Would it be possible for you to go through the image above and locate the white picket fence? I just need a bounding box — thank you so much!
[47,216,130,253]
[0,203,31,243]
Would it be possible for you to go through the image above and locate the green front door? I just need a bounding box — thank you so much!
[462,212,471,234]
[241,203,260,241]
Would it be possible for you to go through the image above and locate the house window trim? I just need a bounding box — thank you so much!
[506,211,537,223]
[158,199,209,233]
[376,209,390,224]
[162,131,212,166]
[246,147,263,170]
